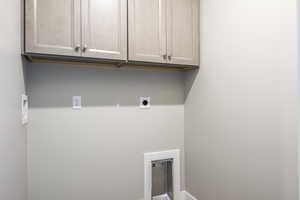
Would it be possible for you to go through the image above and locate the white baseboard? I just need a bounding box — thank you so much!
[181,191,198,200]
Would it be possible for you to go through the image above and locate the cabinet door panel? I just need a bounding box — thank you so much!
[82,0,127,60]
[128,0,167,63]
[25,0,80,56]
[167,0,199,65]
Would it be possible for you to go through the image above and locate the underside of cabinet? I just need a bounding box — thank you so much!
[23,53,198,71]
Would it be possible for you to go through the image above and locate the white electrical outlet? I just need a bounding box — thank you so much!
[140,97,151,109]
[21,94,28,125]
[72,96,82,110]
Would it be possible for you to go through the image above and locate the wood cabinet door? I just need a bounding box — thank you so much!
[166,0,199,66]
[25,0,81,56]
[128,0,167,63]
[81,0,127,60]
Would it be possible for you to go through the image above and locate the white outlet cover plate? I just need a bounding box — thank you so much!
[72,96,82,110]
[21,94,28,125]
[140,97,151,109]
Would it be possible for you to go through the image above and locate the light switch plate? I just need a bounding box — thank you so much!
[21,94,28,125]
[72,96,82,110]
[140,97,151,109]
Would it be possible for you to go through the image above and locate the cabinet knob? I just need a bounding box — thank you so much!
[82,45,88,52]
[74,45,80,52]
[163,54,167,60]
[168,55,172,60]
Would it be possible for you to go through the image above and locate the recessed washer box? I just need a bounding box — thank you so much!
[144,150,180,200]
[152,159,174,200]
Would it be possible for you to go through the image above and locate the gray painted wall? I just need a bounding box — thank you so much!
[0,0,27,200]
[26,63,185,200]
[184,0,299,200]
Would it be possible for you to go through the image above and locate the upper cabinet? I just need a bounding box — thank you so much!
[81,0,127,60]
[25,0,81,56]
[128,0,199,66]
[128,0,167,63]
[25,0,127,60]
[167,0,199,65]
[24,0,199,68]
